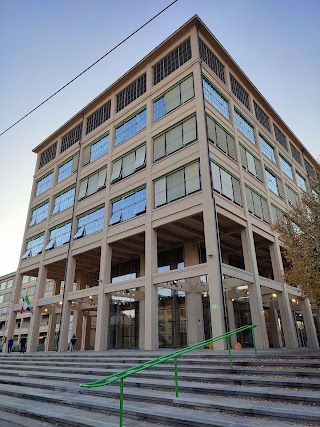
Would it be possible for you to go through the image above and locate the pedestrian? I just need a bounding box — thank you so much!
[70,334,77,351]
[8,337,14,352]
[20,337,27,353]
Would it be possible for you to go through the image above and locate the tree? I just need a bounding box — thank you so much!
[272,170,320,304]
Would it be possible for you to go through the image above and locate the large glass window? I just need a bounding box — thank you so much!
[207,115,235,160]
[29,202,49,227]
[211,162,242,206]
[57,154,79,183]
[78,167,107,200]
[239,145,262,181]
[296,172,307,191]
[109,187,146,225]
[111,145,146,182]
[52,187,75,215]
[235,110,255,144]
[245,186,270,223]
[83,133,109,166]
[203,76,230,120]
[21,234,44,259]
[260,135,276,164]
[154,162,201,208]
[265,169,283,197]
[285,185,299,206]
[153,116,197,162]
[45,222,72,250]
[271,204,284,223]
[111,258,140,282]
[35,172,53,196]
[74,206,105,239]
[115,109,146,146]
[154,75,194,121]
[279,155,293,179]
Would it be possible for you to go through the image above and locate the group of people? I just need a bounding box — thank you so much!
[4,334,77,353]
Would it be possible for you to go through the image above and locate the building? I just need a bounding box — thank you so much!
[3,16,320,353]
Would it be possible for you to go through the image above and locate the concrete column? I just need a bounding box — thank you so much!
[269,241,283,282]
[95,243,111,351]
[300,298,319,348]
[241,227,269,349]
[277,287,299,348]
[268,303,283,348]
[139,299,145,349]
[226,297,237,346]
[72,303,84,350]
[85,313,92,350]
[58,256,76,352]
[46,311,57,351]
[186,292,204,345]
[27,265,47,352]
[192,56,226,349]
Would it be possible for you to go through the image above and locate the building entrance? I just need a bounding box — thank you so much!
[233,297,253,347]
[108,296,139,349]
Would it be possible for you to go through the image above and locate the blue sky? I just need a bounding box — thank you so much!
[0,0,319,276]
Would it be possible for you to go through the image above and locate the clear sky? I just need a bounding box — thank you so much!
[0,0,319,277]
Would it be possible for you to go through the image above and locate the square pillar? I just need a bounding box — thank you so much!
[46,310,57,351]
[268,303,283,348]
[72,303,84,351]
[300,298,319,348]
[277,287,299,348]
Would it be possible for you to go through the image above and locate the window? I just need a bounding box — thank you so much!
[199,39,225,83]
[153,39,192,85]
[74,206,105,239]
[45,281,54,292]
[239,145,263,181]
[29,202,49,226]
[111,145,146,182]
[6,279,13,289]
[1,306,8,315]
[304,159,314,177]
[45,222,71,250]
[202,76,229,120]
[245,186,270,223]
[21,234,44,259]
[273,124,287,150]
[27,286,35,296]
[52,187,76,215]
[22,276,30,284]
[57,154,79,183]
[211,162,242,206]
[285,185,299,206]
[109,187,146,225]
[271,204,284,223]
[61,123,83,153]
[39,142,57,168]
[265,169,283,197]
[279,155,293,180]
[207,116,236,160]
[230,75,250,110]
[78,167,107,200]
[296,172,307,191]
[253,101,270,132]
[260,135,276,164]
[115,108,146,146]
[86,100,111,134]
[154,162,201,208]
[83,133,109,165]
[35,172,53,196]
[153,116,197,162]
[153,75,194,121]
[3,293,11,302]
[116,73,146,112]
[235,110,255,144]
[0,282,6,291]
[290,142,302,165]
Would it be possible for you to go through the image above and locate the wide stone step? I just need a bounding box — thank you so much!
[0,383,316,426]
[0,373,319,405]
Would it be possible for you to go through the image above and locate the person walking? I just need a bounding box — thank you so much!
[8,337,14,352]
[20,337,27,353]
[70,334,77,351]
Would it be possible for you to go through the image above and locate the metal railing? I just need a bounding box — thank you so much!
[80,324,257,427]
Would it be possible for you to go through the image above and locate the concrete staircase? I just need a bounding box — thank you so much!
[0,349,319,426]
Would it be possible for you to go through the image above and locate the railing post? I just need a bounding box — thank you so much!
[174,357,179,398]
[252,328,257,354]
[227,335,233,369]
[119,378,124,427]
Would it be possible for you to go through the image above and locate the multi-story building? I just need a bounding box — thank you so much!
[4,16,320,352]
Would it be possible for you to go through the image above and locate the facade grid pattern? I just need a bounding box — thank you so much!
[61,123,83,153]
[116,74,146,112]
[199,39,225,83]
[230,75,250,110]
[273,124,287,150]
[86,101,111,134]
[253,101,271,132]
[39,142,57,169]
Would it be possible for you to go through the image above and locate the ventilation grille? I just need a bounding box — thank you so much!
[86,101,111,134]
[39,142,57,168]
[230,75,250,110]
[289,142,302,165]
[254,101,270,132]
[199,39,225,83]
[273,124,287,150]
[116,74,146,113]
[304,159,314,177]
[61,123,83,153]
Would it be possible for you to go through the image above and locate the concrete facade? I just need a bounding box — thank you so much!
[2,16,320,352]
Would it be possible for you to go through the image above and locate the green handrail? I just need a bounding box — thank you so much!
[80,324,257,426]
